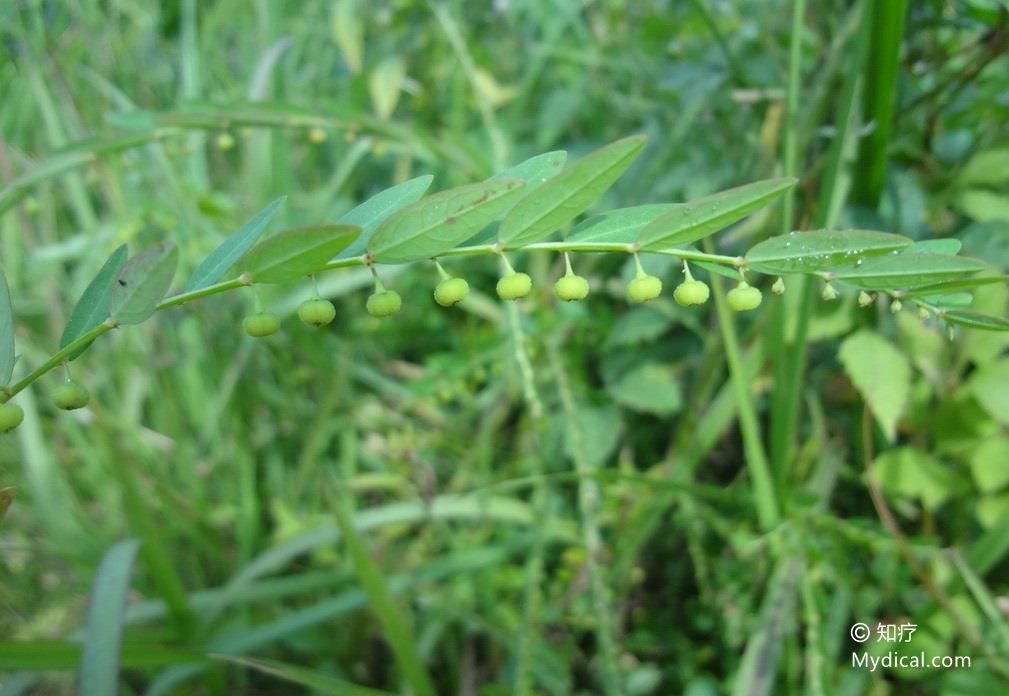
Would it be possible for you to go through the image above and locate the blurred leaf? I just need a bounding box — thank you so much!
[829,253,986,289]
[369,180,525,263]
[110,243,179,325]
[977,494,1009,529]
[368,57,406,121]
[60,245,128,360]
[958,149,1009,187]
[499,136,646,248]
[872,447,956,511]
[0,269,14,386]
[970,437,1009,493]
[215,655,395,696]
[957,190,1009,222]
[568,205,676,244]
[603,306,673,348]
[331,0,364,74]
[472,68,517,107]
[968,359,1009,425]
[609,363,682,416]
[945,310,1009,332]
[79,539,140,696]
[745,229,910,274]
[246,226,360,283]
[638,177,795,249]
[336,176,435,259]
[0,641,205,670]
[565,406,621,468]
[902,276,1009,297]
[185,197,285,292]
[839,330,910,441]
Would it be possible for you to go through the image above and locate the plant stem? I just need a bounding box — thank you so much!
[780,0,806,236]
[4,321,115,401]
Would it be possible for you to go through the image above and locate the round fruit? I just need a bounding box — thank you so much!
[367,290,402,317]
[627,275,662,303]
[216,132,235,150]
[554,274,589,302]
[298,298,336,327]
[243,312,281,337]
[496,272,532,301]
[53,381,90,411]
[727,282,762,311]
[673,279,709,306]
[0,403,24,433]
[434,277,470,307]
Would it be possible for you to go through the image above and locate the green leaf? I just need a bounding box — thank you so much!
[839,330,910,441]
[492,151,567,190]
[567,204,676,244]
[59,245,129,360]
[970,437,1009,493]
[872,447,957,511]
[185,197,286,291]
[608,363,682,416]
[637,177,795,249]
[498,135,646,248]
[957,189,1009,222]
[945,310,1009,332]
[745,229,911,274]
[829,253,986,289]
[336,175,434,259]
[368,179,526,263]
[959,149,1009,187]
[694,260,743,281]
[79,539,140,696]
[969,359,1009,425]
[902,239,962,255]
[564,405,622,468]
[214,655,396,696]
[109,243,179,325]
[0,269,14,386]
[0,641,205,671]
[246,225,360,283]
[902,276,1009,297]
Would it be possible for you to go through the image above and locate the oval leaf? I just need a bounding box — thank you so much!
[368,179,526,264]
[829,253,986,289]
[902,276,1009,298]
[79,539,140,696]
[246,225,361,283]
[498,135,646,248]
[185,196,286,291]
[745,229,912,274]
[493,151,567,189]
[60,245,129,360]
[638,177,796,249]
[839,330,910,442]
[0,270,14,386]
[567,204,676,244]
[110,243,179,325]
[336,175,435,259]
[944,310,1009,332]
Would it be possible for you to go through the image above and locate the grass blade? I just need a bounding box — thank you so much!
[0,270,14,386]
[78,539,140,696]
[214,655,396,696]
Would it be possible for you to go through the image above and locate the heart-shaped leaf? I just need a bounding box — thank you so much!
[829,253,986,289]
[498,135,646,248]
[336,175,435,259]
[0,270,14,386]
[60,245,129,360]
[567,205,676,244]
[110,243,179,325]
[638,177,795,249]
[944,310,1009,332]
[185,196,286,291]
[745,229,912,274]
[246,225,361,282]
[368,179,526,263]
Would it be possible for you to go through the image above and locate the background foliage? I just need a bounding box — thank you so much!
[2,0,1009,694]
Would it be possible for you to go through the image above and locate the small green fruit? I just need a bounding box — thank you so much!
[298,298,336,327]
[554,274,590,302]
[891,299,902,314]
[367,290,402,317]
[727,282,762,311]
[243,312,281,337]
[821,283,838,301]
[496,272,532,301]
[53,381,90,411]
[673,279,709,306]
[772,277,786,295]
[0,403,24,433]
[627,275,662,303]
[434,277,470,307]
[858,291,874,307]
[216,132,235,150]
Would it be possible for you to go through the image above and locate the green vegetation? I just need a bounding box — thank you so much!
[2,1,1009,694]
